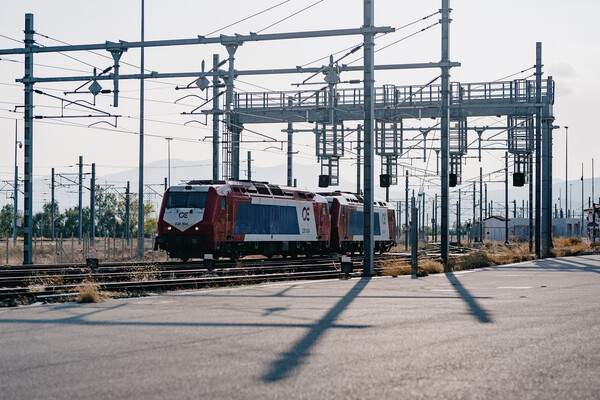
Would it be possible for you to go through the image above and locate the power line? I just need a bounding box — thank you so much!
[256,0,325,34]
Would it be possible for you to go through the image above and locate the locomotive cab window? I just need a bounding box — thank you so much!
[166,191,208,209]
[220,196,226,210]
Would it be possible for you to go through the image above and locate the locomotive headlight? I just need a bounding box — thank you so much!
[167,226,172,231]
[195,227,199,231]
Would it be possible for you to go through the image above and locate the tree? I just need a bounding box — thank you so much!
[122,199,157,238]
[95,188,119,237]
[33,202,63,238]
[0,204,20,237]
[60,206,90,239]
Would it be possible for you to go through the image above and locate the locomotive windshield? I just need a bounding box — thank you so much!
[166,191,208,209]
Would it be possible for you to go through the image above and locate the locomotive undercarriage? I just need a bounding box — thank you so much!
[157,235,394,262]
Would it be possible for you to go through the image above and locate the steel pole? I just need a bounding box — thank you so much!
[362,0,375,276]
[78,156,83,244]
[535,42,542,257]
[13,121,19,244]
[287,98,293,187]
[357,125,362,194]
[166,137,172,187]
[479,167,483,241]
[505,152,509,244]
[23,14,34,264]
[565,126,568,218]
[51,167,55,240]
[138,0,145,257]
[582,162,584,236]
[405,171,409,251]
[90,163,96,246]
[212,54,220,180]
[440,0,451,269]
[411,195,418,275]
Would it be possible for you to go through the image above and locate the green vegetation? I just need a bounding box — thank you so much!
[0,190,157,240]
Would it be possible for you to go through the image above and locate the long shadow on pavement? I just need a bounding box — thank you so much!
[446,272,493,323]
[262,276,371,382]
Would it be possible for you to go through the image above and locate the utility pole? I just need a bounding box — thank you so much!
[434,193,438,243]
[581,162,584,236]
[535,42,542,257]
[90,163,96,246]
[440,0,451,270]
[485,183,489,218]
[166,137,172,187]
[287,98,293,187]
[529,153,534,252]
[541,76,554,256]
[472,181,476,240]
[78,156,83,245]
[362,0,376,276]
[505,152,509,244]
[457,188,461,246]
[23,14,34,264]
[411,194,418,275]
[422,191,426,241]
[479,167,483,241]
[564,126,568,218]
[247,151,252,180]
[51,167,55,240]
[212,54,220,181]
[125,181,130,245]
[356,125,362,194]
[405,171,409,251]
[13,120,20,245]
[138,0,146,258]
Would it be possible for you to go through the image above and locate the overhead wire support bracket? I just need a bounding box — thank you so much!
[32,89,121,123]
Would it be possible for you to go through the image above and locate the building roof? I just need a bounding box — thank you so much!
[484,215,507,222]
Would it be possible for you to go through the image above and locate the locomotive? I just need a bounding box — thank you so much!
[155,180,396,261]
[318,191,397,254]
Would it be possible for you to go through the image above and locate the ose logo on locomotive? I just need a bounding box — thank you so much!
[301,207,311,221]
[178,211,189,219]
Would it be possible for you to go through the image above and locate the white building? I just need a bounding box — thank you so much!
[484,216,583,242]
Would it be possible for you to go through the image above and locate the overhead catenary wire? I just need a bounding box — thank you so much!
[255,0,325,34]
[299,10,440,68]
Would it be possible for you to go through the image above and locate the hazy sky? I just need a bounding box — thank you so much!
[0,0,598,213]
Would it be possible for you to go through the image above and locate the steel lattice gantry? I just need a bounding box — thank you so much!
[230,74,556,255]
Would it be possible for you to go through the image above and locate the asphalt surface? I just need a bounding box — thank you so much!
[0,255,599,399]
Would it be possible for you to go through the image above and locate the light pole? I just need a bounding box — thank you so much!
[564,126,568,218]
[13,121,22,244]
[165,137,173,187]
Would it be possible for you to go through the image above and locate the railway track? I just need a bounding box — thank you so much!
[0,245,471,306]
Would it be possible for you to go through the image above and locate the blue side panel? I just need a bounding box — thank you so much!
[234,204,300,235]
[348,211,381,236]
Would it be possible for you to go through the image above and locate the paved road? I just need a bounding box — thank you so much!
[0,255,599,399]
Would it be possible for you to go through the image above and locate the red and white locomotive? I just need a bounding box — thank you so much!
[319,191,397,254]
[155,180,331,260]
[155,180,397,261]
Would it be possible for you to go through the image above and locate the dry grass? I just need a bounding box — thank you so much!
[419,259,444,274]
[76,282,100,303]
[486,242,534,265]
[0,237,167,265]
[377,259,412,276]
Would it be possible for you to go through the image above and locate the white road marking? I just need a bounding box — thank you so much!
[496,286,532,289]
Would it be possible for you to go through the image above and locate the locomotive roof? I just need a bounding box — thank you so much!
[178,180,326,202]
[317,190,393,209]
